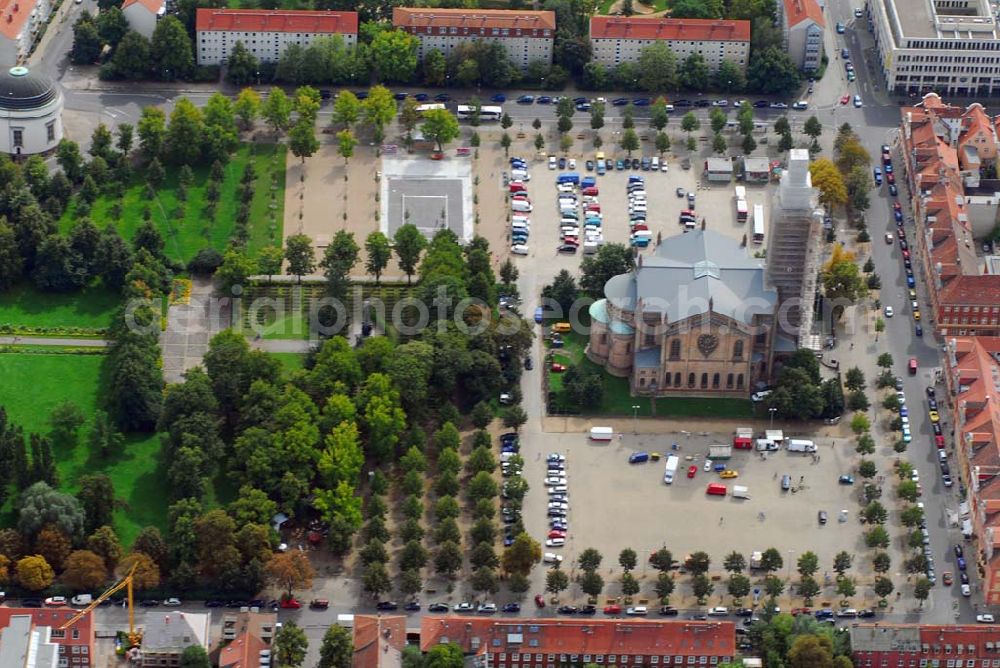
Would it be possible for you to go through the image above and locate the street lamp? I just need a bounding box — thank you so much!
[768,407,777,429]
[632,404,641,434]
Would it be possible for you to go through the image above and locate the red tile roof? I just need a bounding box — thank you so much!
[195,9,358,35]
[852,624,1000,660]
[121,0,163,14]
[939,275,1000,308]
[353,615,408,668]
[783,0,825,28]
[420,617,736,658]
[589,16,750,42]
[0,0,38,42]
[394,8,556,33]
[218,632,268,668]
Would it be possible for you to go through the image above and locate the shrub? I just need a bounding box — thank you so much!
[187,248,225,275]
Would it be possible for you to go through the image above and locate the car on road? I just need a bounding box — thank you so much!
[929,410,940,423]
[978,614,996,623]
[884,305,894,317]
[413,93,430,101]
[280,598,301,609]
[854,95,863,108]
[626,606,648,616]
[885,232,894,244]
[943,572,953,585]
[958,556,967,571]
[720,470,739,479]
[453,602,474,612]
[632,98,651,106]
[659,606,679,616]
[687,465,697,478]
[836,22,845,32]
[44,597,67,607]
[770,102,788,109]
[955,545,964,558]
[478,603,498,614]
[546,538,566,547]
[585,160,594,171]
[604,604,622,614]
[818,510,828,525]
[20,599,42,608]
[536,96,552,105]
[376,601,398,611]
[558,605,578,615]
[543,553,563,564]
[612,98,629,106]
[490,94,506,103]
[404,601,421,611]
[433,93,449,102]
[534,594,546,608]
[840,94,851,105]
[428,603,449,612]
[753,100,769,108]
[839,475,855,484]
[516,95,534,104]
[708,607,729,616]
[854,7,863,16]
[502,603,521,613]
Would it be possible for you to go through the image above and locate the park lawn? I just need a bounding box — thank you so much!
[0,284,119,331]
[259,310,312,340]
[59,144,286,266]
[0,353,170,546]
[270,352,307,372]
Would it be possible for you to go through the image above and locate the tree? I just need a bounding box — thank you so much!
[655,132,671,155]
[804,116,823,140]
[275,621,309,667]
[17,555,54,591]
[714,60,746,91]
[681,111,701,137]
[289,118,319,163]
[810,158,848,209]
[859,459,878,479]
[747,47,801,96]
[362,85,396,141]
[763,575,785,597]
[680,53,710,90]
[369,30,418,82]
[318,624,353,668]
[836,577,857,600]
[845,367,866,392]
[877,352,894,369]
[332,91,361,128]
[758,547,783,573]
[501,534,541,576]
[649,548,674,572]
[579,570,605,598]
[618,548,637,572]
[56,140,85,183]
[434,541,463,578]
[851,413,871,434]
[833,551,852,576]
[872,551,891,574]
[420,109,460,152]
[546,568,569,596]
[61,549,108,590]
[654,572,675,601]
[873,576,894,601]
[787,635,836,668]
[578,548,603,572]
[823,243,866,306]
[797,551,819,577]
[110,30,151,80]
[901,505,924,528]
[864,526,890,548]
[798,575,820,601]
[692,574,714,601]
[500,133,512,156]
[226,42,259,86]
[266,551,315,598]
[18,482,85,540]
[542,269,578,315]
[637,42,677,92]
[76,474,114,534]
[284,234,314,282]
[685,551,711,576]
[728,573,751,600]
[742,133,757,154]
[621,571,640,597]
[712,133,728,155]
[165,98,204,165]
[363,562,392,598]
[621,128,639,156]
[364,231,391,284]
[71,17,101,64]
[262,87,293,137]
[180,646,211,668]
[150,16,193,80]
[392,224,426,285]
[425,643,464,668]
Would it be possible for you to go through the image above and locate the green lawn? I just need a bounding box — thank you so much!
[547,331,754,418]
[0,353,168,546]
[270,352,307,372]
[257,310,312,340]
[0,284,119,331]
[59,144,286,266]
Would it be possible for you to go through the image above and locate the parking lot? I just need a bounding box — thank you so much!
[519,429,903,603]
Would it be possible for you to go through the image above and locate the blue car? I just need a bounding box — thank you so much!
[434,93,450,102]
[632,97,651,106]
[612,98,629,106]
[491,93,506,103]
[534,306,544,323]
[516,95,534,104]
[915,324,923,337]
[414,93,429,101]
[894,210,903,222]
[958,557,967,571]
[394,92,408,100]
[537,96,552,104]
[907,274,916,288]
[900,406,908,417]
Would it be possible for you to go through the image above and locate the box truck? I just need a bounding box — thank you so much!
[337,614,355,629]
[734,427,754,449]
[706,483,727,496]
[663,455,679,484]
[787,439,817,453]
[749,551,763,568]
[755,438,778,451]
[732,485,750,499]
[590,426,614,441]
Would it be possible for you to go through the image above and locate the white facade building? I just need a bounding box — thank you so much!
[0,66,62,156]
[778,0,825,72]
[588,17,750,72]
[121,0,165,40]
[195,9,358,66]
[867,0,1000,96]
[0,0,51,67]
[392,8,555,70]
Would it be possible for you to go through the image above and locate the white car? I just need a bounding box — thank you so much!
[478,602,497,613]
[544,477,567,485]
[547,486,568,495]
[704,459,713,472]
[548,156,557,169]
[547,502,569,510]
[751,390,772,402]
[962,584,972,596]
[910,470,919,482]
[163,598,182,607]
[713,100,728,107]
[884,306,894,317]
[625,606,648,616]
[853,95,863,108]
[511,244,529,256]
[546,538,566,547]
[557,183,575,194]
[547,453,565,462]
[543,552,564,564]
[708,606,729,616]
[44,597,67,606]
[660,161,669,172]
[70,595,93,606]
[568,159,577,169]
[978,614,996,623]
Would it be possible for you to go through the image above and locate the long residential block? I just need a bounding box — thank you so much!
[588,16,750,72]
[195,8,358,66]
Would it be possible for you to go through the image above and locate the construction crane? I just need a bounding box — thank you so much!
[59,563,142,647]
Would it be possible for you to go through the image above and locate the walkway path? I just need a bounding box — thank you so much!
[0,336,107,347]
[252,339,314,353]
[160,277,229,384]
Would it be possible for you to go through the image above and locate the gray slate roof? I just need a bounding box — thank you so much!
[604,229,777,325]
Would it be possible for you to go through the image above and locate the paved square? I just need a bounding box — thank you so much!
[381,156,473,242]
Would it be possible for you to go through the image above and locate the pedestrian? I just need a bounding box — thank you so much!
[851,343,854,350]
[719,516,724,525]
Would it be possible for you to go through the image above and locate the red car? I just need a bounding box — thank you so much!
[550,363,566,372]
[687,465,697,478]
[943,572,953,585]
[902,249,910,260]
[603,604,622,614]
[534,594,546,608]
[790,607,812,616]
[887,172,895,184]
[893,201,902,211]
[547,530,566,539]
[280,597,301,609]
[935,434,946,448]
[840,94,851,105]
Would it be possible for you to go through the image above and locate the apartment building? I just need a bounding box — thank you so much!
[392,8,555,70]
[867,0,1000,96]
[0,608,94,667]
[141,611,210,667]
[941,336,1000,603]
[121,0,165,40]
[778,0,825,72]
[420,616,737,666]
[195,9,359,66]
[588,17,750,72]
[851,624,1000,665]
[353,615,407,668]
[0,0,51,67]
[899,94,1000,337]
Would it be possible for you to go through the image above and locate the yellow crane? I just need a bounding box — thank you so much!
[59,563,142,647]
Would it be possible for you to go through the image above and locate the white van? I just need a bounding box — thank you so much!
[684,219,698,230]
[557,183,575,194]
[511,215,530,225]
[511,169,530,181]
[512,200,533,213]
[651,157,659,170]
[511,220,529,231]
[590,426,614,441]
[583,242,600,255]
[732,485,750,499]
[558,198,578,208]
[71,594,93,606]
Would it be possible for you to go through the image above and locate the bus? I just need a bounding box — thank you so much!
[752,204,765,244]
[457,105,503,121]
[415,103,446,115]
[736,198,748,223]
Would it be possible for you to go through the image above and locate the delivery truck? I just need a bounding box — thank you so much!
[749,551,763,569]
[590,426,614,441]
[787,439,817,453]
[708,444,732,460]
[337,614,355,629]
[732,485,750,499]
[734,427,754,450]
[663,455,679,484]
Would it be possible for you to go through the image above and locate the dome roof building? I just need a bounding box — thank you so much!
[0,67,63,156]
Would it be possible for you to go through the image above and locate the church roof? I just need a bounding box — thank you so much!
[604,229,777,325]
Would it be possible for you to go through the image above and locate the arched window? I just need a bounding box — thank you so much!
[712,373,720,388]
[733,340,744,359]
[663,372,671,387]
[670,339,681,359]
[726,373,734,388]
[688,373,696,388]
[737,374,745,389]
[701,373,708,389]
[674,372,682,387]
